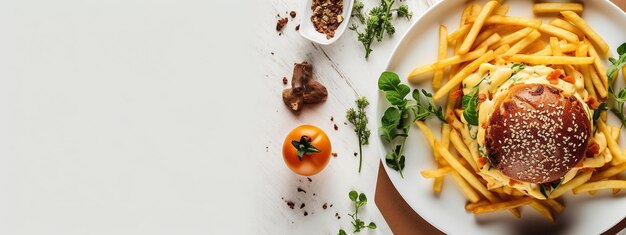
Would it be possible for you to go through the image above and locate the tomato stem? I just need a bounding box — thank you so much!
[291,135,321,161]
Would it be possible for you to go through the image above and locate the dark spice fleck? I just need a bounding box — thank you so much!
[331,152,337,157]
[322,203,328,209]
[354,152,358,156]
[290,11,297,18]
[270,52,274,55]
[335,212,341,219]
[300,203,305,209]
[282,77,288,85]
[330,116,334,121]
[276,17,288,31]
[330,204,333,207]
[286,201,295,209]
[295,24,300,31]
[297,187,307,193]
[313,193,316,196]
[307,177,312,182]
[304,211,308,216]
[333,124,338,130]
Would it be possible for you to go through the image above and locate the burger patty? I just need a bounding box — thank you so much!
[485,83,591,184]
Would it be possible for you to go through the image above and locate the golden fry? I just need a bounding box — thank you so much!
[408,47,488,82]
[458,1,499,54]
[503,30,541,56]
[550,18,585,39]
[450,129,478,171]
[433,25,448,89]
[529,200,555,223]
[493,4,509,16]
[434,51,495,100]
[549,37,562,56]
[573,180,626,194]
[475,33,501,51]
[598,120,624,164]
[533,3,583,14]
[491,27,533,49]
[590,66,608,98]
[550,171,593,199]
[421,167,453,178]
[465,201,490,211]
[433,176,444,193]
[484,15,542,28]
[542,199,565,214]
[503,55,594,65]
[451,171,481,203]
[448,24,472,42]
[590,163,626,181]
[472,197,532,214]
[585,38,609,89]
[561,11,609,55]
[538,24,579,43]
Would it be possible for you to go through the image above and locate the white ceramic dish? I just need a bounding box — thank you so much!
[376,0,626,234]
[299,0,353,45]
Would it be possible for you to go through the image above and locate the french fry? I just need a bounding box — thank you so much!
[529,200,555,223]
[436,141,498,202]
[550,18,585,39]
[421,167,453,178]
[465,201,490,211]
[448,24,472,42]
[585,38,609,89]
[573,180,626,194]
[472,197,532,214]
[549,37,562,56]
[533,3,583,14]
[590,66,608,98]
[433,25,448,89]
[532,43,577,56]
[561,11,609,55]
[458,1,499,54]
[522,39,547,54]
[598,120,625,164]
[549,171,593,198]
[475,33,501,51]
[493,4,509,16]
[590,163,626,181]
[503,30,541,56]
[576,44,598,99]
[408,47,488,82]
[491,27,533,49]
[451,171,481,203]
[542,199,565,214]
[484,15,542,28]
[538,23,579,43]
[434,51,496,100]
[503,55,594,65]
[450,129,478,171]
[434,176,444,193]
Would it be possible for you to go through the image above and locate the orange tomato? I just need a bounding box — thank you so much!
[282,125,332,176]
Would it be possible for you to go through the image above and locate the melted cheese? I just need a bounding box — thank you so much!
[460,64,605,199]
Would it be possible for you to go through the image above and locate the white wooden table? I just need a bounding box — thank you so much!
[256,0,440,234]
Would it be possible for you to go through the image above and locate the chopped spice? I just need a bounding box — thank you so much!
[307,177,312,182]
[304,211,309,216]
[286,201,295,209]
[333,124,338,130]
[322,203,328,209]
[354,152,357,157]
[290,11,297,18]
[282,77,288,85]
[331,152,338,157]
[335,212,341,219]
[276,17,288,31]
[300,203,305,209]
[295,24,300,31]
[330,116,334,121]
[310,0,344,39]
[297,187,307,193]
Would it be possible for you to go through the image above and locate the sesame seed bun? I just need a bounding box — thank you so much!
[485,83,591,184]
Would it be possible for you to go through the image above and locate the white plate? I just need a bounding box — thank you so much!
[376,0,626,234]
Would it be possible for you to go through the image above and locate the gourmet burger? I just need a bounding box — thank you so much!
[459,63,610,199]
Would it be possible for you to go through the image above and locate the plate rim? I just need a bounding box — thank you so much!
[376,0,626,234]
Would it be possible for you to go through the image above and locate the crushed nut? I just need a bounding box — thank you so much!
[310,0,344,39]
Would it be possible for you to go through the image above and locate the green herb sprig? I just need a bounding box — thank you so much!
[378,71,445,177]
[346,97,371,173]
[338,190,376,234]
[607,43,626,127]
[350,0,413,59]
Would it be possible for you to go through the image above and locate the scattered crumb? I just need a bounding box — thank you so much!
[276,17,288,31]
[330,116,334,121]
[297,187,307,193]
[304,211,308,216]
[295,24,300,31]
[322,203,328,210]
[354,152,358,157]
[282,77,288,85]
[330,204,333,207]
[331,152,338,157]
[335,212,341,219]
[270,52,274,55]
[334,124,338,130]
[286,201,295,209]
[290,11,297,18]
[313,193,316,196]
[300,203,305,209]
[307,177,312,182]
[265,146,268,152]
[344,122,347,125]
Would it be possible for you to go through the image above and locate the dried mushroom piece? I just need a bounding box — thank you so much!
[282,62,327,113]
